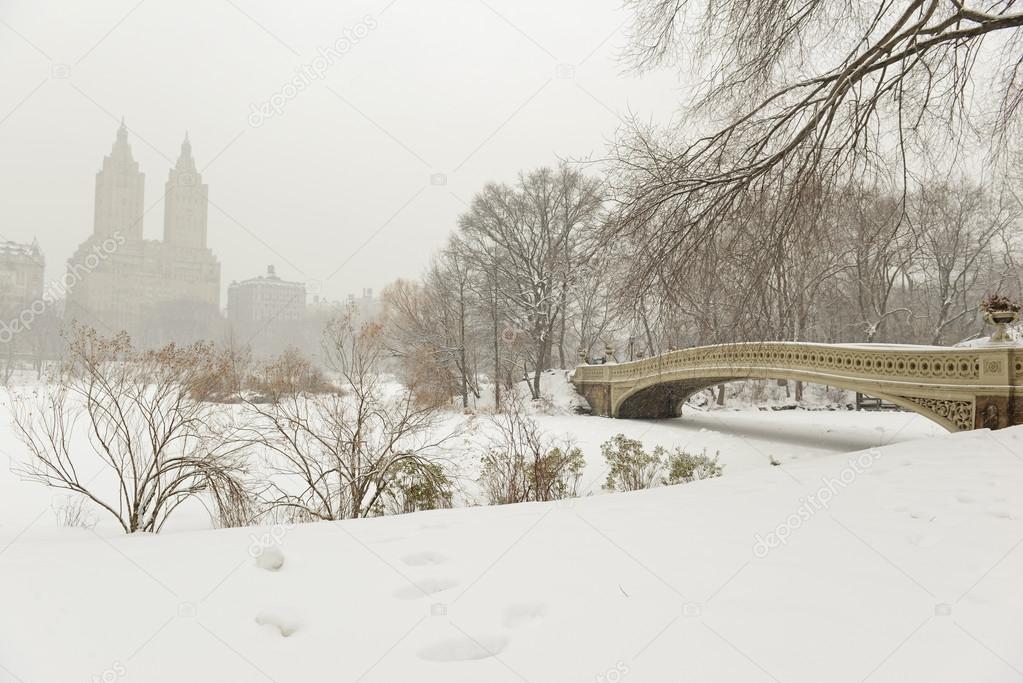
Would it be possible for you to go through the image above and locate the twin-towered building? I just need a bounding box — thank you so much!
[66,121,222,345]
[63,122,379,356]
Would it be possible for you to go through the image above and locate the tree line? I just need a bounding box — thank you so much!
[380,167,1023,406]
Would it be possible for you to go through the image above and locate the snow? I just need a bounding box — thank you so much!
[955,336,1021,348]
[254,545,285,572]
[0,381,1020,681]
[459,369,591,415]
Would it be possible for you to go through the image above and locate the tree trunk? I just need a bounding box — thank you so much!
[531,341,543,399]
[557,308,567,369]
[492,285,501,412]
[459,286,468,409]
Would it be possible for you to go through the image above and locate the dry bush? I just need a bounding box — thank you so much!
[251,346,332,401]
[11,325,254,533]
[187,336,253,403]
[478,396,583,505]
[373,460,454,515]
[51,494,98,530]
[663,448,723,485]
[395,345,462,409]
[245,312,459,521]
[601,433,662,492]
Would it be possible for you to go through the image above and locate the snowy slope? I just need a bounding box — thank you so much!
[2,425,1021,682]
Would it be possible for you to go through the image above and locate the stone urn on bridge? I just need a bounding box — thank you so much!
[981,293,1020,343]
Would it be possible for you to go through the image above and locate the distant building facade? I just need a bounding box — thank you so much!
[0,239,60,363]
[0,240,44,311]
[66,122,221,346]
[228,265,306,355]
[346,287,381,323]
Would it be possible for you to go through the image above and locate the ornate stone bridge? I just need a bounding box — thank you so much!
[571,342,1023,431]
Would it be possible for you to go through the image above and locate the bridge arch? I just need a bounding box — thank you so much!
[571,342,1021,432]
[613,374,965,432]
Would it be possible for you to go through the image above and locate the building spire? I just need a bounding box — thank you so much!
[176,131,196,172]
[95,117,144,241]
[164,130,207,248]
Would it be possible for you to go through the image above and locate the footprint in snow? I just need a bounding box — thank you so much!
[369,535,407,544]
[255,545,285,571]
[907,531,942,548]
[402,551,447,566]
[418,634,508,662]
[393,577,459,600]
[255,610,300,637]
[502,603,547,628]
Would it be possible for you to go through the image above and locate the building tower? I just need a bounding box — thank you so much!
[163,132,209,249]
[93,118,145,241]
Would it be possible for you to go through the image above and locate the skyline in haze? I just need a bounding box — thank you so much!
[0,0,679,303]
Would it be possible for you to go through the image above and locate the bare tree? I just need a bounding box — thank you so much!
[460,165,602,398]
[833,184,919,342]
[911,180,1018,343]
[611,0,1023,315]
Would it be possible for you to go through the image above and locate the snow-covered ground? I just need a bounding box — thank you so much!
[0,378,1019,682]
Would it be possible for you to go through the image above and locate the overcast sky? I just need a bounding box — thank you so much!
[0,0,679,302]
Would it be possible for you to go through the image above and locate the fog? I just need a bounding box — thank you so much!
[0,0,678,301]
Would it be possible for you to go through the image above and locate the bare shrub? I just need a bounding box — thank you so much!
[246,311,459,521]
[51,494,98,530]
[11,325,253,533]
[208,475,259,528]
[478,397,584,504]
[188,334,254,403]
[252,346,332,401]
